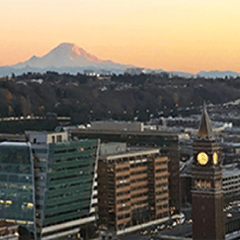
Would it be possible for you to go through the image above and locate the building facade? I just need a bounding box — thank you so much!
[222,165,240,203]
[0,131,99,240]
[70,125,180,215]
[0,142,36,239]
[98,144,169,233]
[0,221,19,240]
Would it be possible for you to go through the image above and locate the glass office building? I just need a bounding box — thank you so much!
[0,131,99,240]
[0,142,36,239]
[33,140,99,240]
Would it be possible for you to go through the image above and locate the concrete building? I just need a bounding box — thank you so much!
[0,221,19,240]
[89,121,157,132]
[223,164,240,203]
[181,160,240,206]
[70,124,180,215]
[89,121,145,132]
[98,143,169,234]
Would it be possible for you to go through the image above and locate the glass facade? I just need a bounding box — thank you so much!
[0,136,99,240]
[33,139,99,239]
[0,142,36,237]
[44,140,98,225]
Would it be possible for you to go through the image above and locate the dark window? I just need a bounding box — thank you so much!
[57,135,62,143]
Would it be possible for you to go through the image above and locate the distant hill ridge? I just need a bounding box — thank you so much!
[0,71,240,128]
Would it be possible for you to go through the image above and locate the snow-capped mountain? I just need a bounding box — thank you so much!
[13,43,132,70]
[1,43,240,78]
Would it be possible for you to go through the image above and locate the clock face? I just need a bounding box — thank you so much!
[197,152,209,165]
[213,152,218,165]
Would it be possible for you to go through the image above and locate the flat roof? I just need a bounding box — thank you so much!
[0,142,30,147]
[25,131,66,135]
[100,148,161,160]
[0,220,18,228]
[223,169,240,177]
[71,128,178,137]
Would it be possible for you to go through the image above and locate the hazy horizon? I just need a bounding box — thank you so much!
[1,0,240,73]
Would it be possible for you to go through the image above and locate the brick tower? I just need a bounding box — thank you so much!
[192,105,225,240]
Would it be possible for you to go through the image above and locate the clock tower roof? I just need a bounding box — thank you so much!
[198,104,214,139]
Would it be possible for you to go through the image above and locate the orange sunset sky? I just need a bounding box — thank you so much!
[1,0,240,73]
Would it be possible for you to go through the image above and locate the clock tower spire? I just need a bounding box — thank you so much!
[192,105,225,240]
[198,103,214,139]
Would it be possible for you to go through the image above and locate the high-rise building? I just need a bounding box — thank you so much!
[0,131,99,240]
[98,143,169,234]
[0,142,36,239]
[191,106,225,240]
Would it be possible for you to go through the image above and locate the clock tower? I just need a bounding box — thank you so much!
[192,105,225,240]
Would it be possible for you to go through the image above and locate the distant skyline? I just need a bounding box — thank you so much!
[1,0,240,73]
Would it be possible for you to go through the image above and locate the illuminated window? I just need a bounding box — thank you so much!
[78,147,84,152]
[5,200,12,208]
[27,203,34,210]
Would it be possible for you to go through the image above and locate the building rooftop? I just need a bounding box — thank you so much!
[71,127,178,136]
[100,147,161,160]
[223,164,240,177]
[0,141,30,147]
[0,220,18,228]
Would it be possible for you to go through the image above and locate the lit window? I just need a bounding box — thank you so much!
[17,220,26,224]
[27,203,34,209]
[78,147,84,152]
